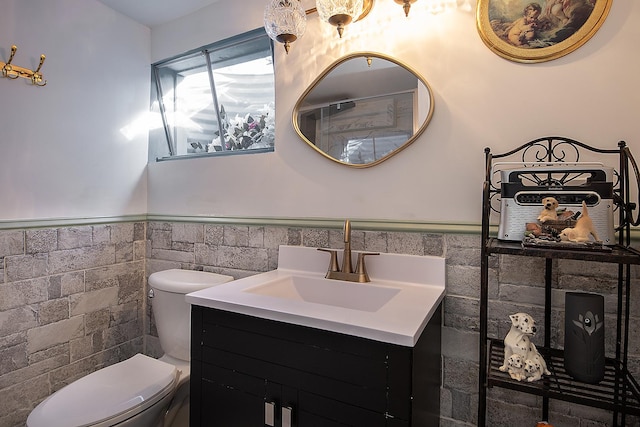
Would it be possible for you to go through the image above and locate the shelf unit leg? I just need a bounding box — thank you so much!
[543,258,552,421]
[478,251,489,427]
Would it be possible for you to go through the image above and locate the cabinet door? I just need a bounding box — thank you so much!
[198,361,393,427]
[201,379,265,426]
[199,362,267,426]
[297,391,389,427]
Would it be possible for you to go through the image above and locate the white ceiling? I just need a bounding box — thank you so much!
[97,0,221,27]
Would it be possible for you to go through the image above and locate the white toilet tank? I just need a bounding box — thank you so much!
[149,269,233,362]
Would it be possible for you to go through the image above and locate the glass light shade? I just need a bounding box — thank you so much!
[264,0,307,54]
[316,0,364,38]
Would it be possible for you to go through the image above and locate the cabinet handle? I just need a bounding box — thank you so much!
[282,406,293,427]
[264,401,275,426]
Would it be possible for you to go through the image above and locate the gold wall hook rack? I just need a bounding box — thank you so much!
[1,45,47,86]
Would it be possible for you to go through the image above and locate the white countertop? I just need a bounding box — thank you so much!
[186,245,446,347]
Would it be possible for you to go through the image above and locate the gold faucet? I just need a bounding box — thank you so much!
[342,219,353,274]
[318,220,379,283]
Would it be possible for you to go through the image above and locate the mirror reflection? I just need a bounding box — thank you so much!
[293,53,434,167]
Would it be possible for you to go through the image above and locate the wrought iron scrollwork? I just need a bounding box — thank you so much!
[521,139,581,163]
[484,137,632,225]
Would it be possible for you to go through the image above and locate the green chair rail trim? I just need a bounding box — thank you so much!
[146,214,481,234]
[2,214,640,242]
[0,215,148,230]
[0,214,478,234]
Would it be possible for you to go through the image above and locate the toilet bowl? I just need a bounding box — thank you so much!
[27,269,233,427]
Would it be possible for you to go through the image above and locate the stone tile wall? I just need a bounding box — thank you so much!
[2,219,638,426]
[145,221,640,427]
[0,222,146,427]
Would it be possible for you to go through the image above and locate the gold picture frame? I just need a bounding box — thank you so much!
[476,0,612,63]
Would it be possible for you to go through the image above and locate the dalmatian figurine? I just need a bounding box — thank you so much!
[499,313,550,381]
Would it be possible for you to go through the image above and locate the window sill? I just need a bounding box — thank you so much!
[155,147,274,162]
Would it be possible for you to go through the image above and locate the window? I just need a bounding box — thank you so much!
[149,29,275,161]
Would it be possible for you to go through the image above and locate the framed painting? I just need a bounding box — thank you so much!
[476,0,612,63]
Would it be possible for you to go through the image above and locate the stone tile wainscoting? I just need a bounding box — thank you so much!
[0,223,146,427]
[145,221,640,427]
[1,219,639,426]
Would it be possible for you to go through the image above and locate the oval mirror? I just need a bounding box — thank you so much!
[293,52,434,168]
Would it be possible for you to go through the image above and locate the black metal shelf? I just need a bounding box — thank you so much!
[487,338,640,415]
[485,238,640,265]
[478,137,639,427]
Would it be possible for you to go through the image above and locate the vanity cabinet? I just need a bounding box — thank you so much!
[190,304,442,427]
[478,138,640,426]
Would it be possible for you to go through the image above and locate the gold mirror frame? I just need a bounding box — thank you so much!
[476,0,612,63]
[292,52,435,168]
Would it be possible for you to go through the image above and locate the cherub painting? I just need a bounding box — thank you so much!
[489,0,595,48]
[477,0,610,62]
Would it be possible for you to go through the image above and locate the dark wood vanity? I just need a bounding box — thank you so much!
[190,304,442,426]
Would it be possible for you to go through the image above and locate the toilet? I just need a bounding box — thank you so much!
[27,269,233,427]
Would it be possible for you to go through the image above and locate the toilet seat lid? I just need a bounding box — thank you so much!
[27,354,177,427]
[149,268,233,293]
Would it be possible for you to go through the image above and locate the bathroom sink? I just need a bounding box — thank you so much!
[244,275,401,312]
[186,245,446,346]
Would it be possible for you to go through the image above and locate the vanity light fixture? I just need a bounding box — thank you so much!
[264,0,373,52]
[265,0,455,52]
[264,0,307,54]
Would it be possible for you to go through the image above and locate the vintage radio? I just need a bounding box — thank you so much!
[497,163,615,243]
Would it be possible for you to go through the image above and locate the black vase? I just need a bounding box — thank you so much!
[564,292,605,383]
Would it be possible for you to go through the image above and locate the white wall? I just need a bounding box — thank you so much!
[0,0,150,221]
[148,0,640,225]
[1,1,637,225]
